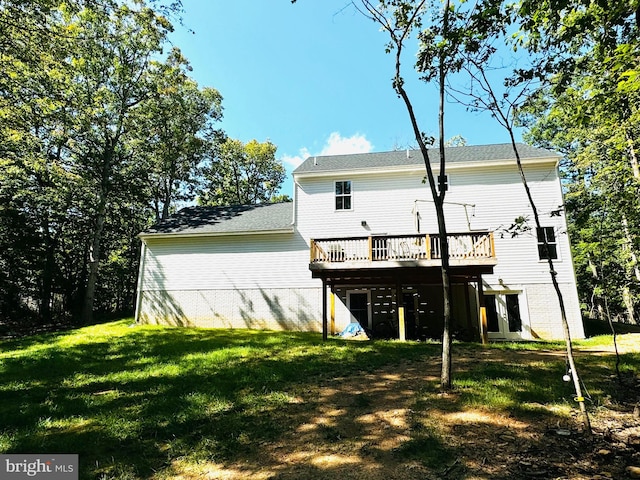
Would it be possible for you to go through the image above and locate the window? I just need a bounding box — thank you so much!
[335,180,351,210]
[537,227,558,260]
[438,174,448,192]
[506,294,522,332]
[485,295,499,333]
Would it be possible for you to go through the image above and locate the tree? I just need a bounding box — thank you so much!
[516,1,640,326]
[522,83,640,325]
[435,0,593,434]
[199,138,286,206]
[0,0,211,326]
[355,0,489,390]
[0,0,82,322]
[59,2,175,323]
[139,47,223,222]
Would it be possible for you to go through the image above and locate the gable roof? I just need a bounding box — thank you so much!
[293,143,558,175]
[140,202,294,239]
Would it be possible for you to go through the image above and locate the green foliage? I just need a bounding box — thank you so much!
[199,138,286,206]
[139,48,224,221]
[519,0,640,323]
[0,0,248,325]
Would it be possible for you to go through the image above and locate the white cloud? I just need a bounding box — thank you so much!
[282,132,373,168]
[320,132,373,156]
[281,147,310,169]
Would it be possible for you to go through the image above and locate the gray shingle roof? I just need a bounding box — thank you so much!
[141,202,294,237]
[293,143,558,175]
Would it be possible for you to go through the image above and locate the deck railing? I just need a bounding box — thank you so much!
[310,232,495,264]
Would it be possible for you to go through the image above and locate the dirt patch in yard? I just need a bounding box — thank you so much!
[164,336,640,480]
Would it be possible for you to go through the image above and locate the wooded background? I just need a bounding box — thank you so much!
[1,0,638,328]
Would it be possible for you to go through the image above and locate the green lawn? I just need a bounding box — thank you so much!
[0,320,636,479]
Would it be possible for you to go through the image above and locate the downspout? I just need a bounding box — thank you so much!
[292,177,298,227]
[134,240,147,324]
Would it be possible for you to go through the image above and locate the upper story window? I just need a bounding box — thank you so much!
[335,180,352,210]
[537,227,558,260]
[438,174,448,192]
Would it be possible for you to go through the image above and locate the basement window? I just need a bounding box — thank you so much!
[335,180,352,210]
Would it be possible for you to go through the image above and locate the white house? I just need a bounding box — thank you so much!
[135,143,585,341]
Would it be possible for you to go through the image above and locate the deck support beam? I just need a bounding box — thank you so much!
[477,276,488,344]
[322,279,328,341]
[330,285,335,335]
[396,279,406,341]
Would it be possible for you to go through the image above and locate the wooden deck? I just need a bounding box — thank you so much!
[310,232,496,270]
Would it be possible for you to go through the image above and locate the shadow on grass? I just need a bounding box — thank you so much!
[0,322,636,479]
[0,322,442,478]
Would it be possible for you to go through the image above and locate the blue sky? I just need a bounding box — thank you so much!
[169,1,522,197]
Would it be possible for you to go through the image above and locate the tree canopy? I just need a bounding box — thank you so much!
[0,0,285,326]
[199,138,286,207]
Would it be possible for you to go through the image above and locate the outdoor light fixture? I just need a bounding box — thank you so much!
[361,220,367,227]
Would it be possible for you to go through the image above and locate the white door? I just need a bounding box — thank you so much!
[484,292,524,340]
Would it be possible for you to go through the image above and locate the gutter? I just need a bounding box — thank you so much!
[292,156,560,179]
[138,226,295,241]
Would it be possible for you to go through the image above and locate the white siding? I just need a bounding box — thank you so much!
[138,154,584,340]
[137,232,324,330]
[139,287,323,331]
[294,159,584,340]
[524,283,583,339]
[296,162,572,285]
[141,232,317,291]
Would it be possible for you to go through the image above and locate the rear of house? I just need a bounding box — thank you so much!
[135,143,585,341]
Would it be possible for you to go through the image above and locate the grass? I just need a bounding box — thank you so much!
[0,319,637,479]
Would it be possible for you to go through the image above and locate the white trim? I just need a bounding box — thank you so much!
[483,287,531,340]
[292,181,298,226]
[293,156,559,180]
[139,227,295,240]
[334,179,353,211]
[134,242,147,323]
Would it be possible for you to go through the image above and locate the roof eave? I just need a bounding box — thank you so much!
[293,156,560,179]
[139,226,295,241]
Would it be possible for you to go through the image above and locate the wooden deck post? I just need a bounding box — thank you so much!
[396,280,406,341]
[330,286,335,335]
[477,276,488,344]
[322,279,328,341]
[489,231,496,258]
[425,234,431,259]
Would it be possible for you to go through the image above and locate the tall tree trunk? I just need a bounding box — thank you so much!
[464,53,593,433]
[623,287,636,324]
[392,37,453,390]
[81,193,107,324]
[81,149,112,324]
[622,216,639,323]
[508,131,592,435]
[437,200,452,389]
[161,177,172,220]
[625,129,640,179]
[40,217,55,322]
[437,3,452,389]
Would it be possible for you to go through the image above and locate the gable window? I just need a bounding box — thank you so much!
[335,180,352,210]
[537,227,558,260]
